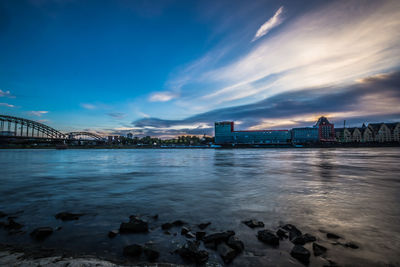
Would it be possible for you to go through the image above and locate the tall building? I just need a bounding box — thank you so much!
[315,116,335,142]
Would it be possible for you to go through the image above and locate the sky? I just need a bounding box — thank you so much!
[1,0,400,138]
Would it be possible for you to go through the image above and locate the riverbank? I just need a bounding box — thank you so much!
[0,245,181,266]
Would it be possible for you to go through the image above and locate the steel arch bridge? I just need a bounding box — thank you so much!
[0,115,105,141]
[66,132,104,140]
[0,115,66,139]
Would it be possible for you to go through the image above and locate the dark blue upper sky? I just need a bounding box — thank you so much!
[1,0,399,137]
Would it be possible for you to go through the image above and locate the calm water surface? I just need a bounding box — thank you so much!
[0,148,399,266]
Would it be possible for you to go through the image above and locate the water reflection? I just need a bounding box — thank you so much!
[0,148,399,266]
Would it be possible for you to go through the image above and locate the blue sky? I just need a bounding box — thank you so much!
[1,0,400,137]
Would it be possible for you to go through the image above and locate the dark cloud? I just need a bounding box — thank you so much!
[132,71,400,136]
[107,112,126,119]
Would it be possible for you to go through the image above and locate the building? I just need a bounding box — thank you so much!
[315,116,335,141]
[368,123,391,142]
[335,128,351,142]
[214,121,291,145]
[387,122,400,142]
[292,127,319,143]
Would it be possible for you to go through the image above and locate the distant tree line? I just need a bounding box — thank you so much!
[116,135,214,146]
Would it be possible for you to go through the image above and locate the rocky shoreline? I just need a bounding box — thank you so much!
[0,210,368,266]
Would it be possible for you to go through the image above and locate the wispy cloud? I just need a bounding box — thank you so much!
[252,6,284,42]
[29,111,48,116]
[81,103,96,110]
[0,103,15,108]
[165,0,400,114]
[107,112,126,119]
[132,70,400,136]
[149,91,177,102]
[0,89,15,98]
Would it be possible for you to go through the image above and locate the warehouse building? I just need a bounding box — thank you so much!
[214,121,291,145]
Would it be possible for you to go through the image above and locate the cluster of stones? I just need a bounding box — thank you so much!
[241,219,359,265]
[112,214,245,264]
[0,210,361,266]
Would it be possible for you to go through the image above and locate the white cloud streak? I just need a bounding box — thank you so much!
[149,91,177,102]
[0,103,15,108]
[81,103,97,110]
[29,111,48,116]
[0,89,15,98]
[252,6,284,42]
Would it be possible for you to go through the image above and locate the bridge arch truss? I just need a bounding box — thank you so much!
[0,115,66,139]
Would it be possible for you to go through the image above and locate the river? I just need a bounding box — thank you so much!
[0,148,399,266]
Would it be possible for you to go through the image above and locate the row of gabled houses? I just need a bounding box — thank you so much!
[335,122,400,143]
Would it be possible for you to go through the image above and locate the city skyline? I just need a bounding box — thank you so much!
[1,0,400,138]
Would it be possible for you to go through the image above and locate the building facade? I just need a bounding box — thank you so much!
[292,127,319,143]
[214,121,291,145]
[315,117,335,141]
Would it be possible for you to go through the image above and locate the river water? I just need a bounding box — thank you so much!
[0,148,399,266]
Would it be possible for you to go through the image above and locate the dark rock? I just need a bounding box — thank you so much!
[152,214,159,220]
[55,212,83,221]
[4,218,23,230]
[323,258,339,267]
[291,245,310,264]
[161,222,173,230]
[227,236,244,252]
[181,226,189,235]
[303,233,316,243]
[313,242,327,256]
[198,222,211,230]
[196,231,206,240]
[344,242,359,249]
[172,220,185,226]
[243,219,264,228]
[119,217,148,233]
[203,231,235,244]
[30,227,53,240]
[291,235,306,245]
[56,226,62,231]
[0,211,7,218]
[185,232,196,239]
[144,247,160,261]
[326,232,341,239]
[164,230,171,235]
[217,242,238,263]
[257,230,279,246]
[108,230,119,238]
[283,224,302,240]
[276,229,288,239]
[123,244,142,257]
[178,241,208,264]
[204,241,217,250]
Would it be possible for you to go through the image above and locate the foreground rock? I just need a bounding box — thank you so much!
[119,217,148,233]
[313,242,327,256]
[326,232,341,239]
[55,212,84,221]
[243,219,264,228]
[257,230,279,246]
[217,242,237,263]
[203,231,235,249]
[283,224,302,241]
[30,227,53,240]
[291,245,310,264]
[123,244,143,257]
[108,230,119,238]
[227,236,244,252]
[144,246,160,261]
[4,218,23,230]
[178,241,208,264]
[0,211,7,218]
[198,222,211,230]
